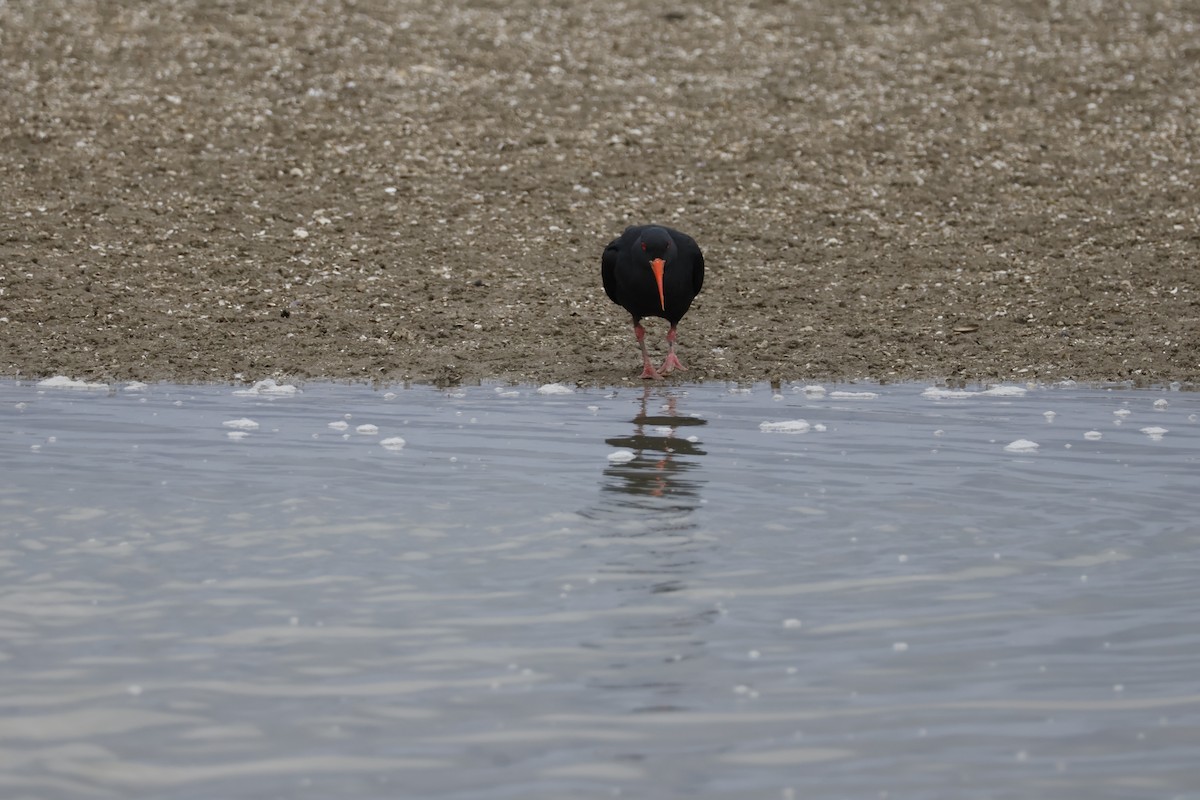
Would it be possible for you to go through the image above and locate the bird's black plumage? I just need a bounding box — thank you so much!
[601,225,705,378]
[602,225,704,323]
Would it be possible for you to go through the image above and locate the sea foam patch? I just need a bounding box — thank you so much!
[829,391,878,400]
[233,379,300,397]
[1140,426,1168,441]
[922,385,1028,400]
[760,420,812,433]
[1004,439,1040,453]
[37,376,109,391]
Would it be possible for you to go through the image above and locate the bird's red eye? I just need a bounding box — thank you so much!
[641,242,647,251]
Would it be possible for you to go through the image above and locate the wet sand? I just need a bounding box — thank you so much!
[2,0,1197,387]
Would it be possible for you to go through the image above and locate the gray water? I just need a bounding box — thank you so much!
[2,377,1199,800]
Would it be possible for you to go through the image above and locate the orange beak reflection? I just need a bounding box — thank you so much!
[650,258,666,310]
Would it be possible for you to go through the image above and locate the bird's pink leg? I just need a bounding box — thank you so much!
[659,325,686,374]
[635,322,663,380]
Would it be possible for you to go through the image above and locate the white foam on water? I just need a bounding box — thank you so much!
[233,379,300,397]
[651,426,674,435]
[222,418,259,431]
[1153,398,1168,409]
[123,381,148,392]
[607,449,635,463]
[494,387,520,398]
[922,387,975,399]
[1004,439,1040,453]
[1114,408,1132,418]
[380,437,407,451]
[829,391,878,400]
[536,383,573,395]
[982,385,1028,397]
[760,420,811,433]
[801,385,827,396]
[923,385,1028,400]
[1084,431,1103,440]
[37,376,109,391]
[356,424,379,435]
[226,431,250,440]
[1140,426,1168,441]
[1043,411,1057,421]
[327,421,349,431]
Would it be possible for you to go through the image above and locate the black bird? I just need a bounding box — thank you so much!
[601,225,705,379]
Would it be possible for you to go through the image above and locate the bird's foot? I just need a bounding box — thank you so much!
[659,352,687,374]
[640,364,665,380]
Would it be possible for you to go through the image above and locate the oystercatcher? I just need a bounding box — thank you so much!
[601,225,705,379]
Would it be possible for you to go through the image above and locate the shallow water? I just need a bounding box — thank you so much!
[3,378,1199,800]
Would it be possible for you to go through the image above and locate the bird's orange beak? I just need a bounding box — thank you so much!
[650,258,665,310]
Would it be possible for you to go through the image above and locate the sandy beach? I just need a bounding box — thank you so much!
[2,0,1197,387]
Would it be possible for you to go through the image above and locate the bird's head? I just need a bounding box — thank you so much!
[638,227,676,310]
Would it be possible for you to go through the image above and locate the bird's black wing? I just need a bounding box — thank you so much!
[669,228,705,296]
[600,237,622,306]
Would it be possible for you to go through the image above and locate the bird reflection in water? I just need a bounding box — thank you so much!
[571,389,715,706]
[603,387,707,506]
[584,386,712,621]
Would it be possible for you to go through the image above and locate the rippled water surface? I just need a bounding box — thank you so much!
[3,378,1199,799]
